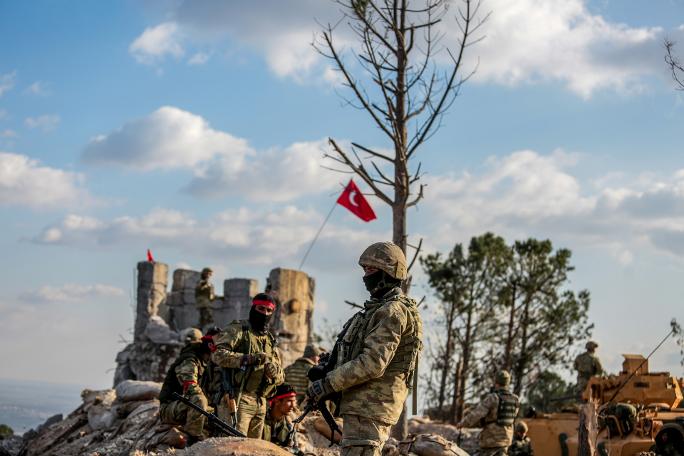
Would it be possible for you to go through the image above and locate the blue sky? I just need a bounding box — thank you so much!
[1,0,684,388]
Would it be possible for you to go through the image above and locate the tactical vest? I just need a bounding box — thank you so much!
[159,343,205,403]
[225,320,278,398]
[339,291,423,387]
[495,390,519,426]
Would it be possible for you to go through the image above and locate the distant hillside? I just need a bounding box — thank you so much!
[0,378,85,434]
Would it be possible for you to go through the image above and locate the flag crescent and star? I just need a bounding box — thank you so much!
[337,179,377,222]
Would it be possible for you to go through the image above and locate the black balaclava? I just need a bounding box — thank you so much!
[249,292,275,333]
[363,270,401,299]
[249,306,272,332]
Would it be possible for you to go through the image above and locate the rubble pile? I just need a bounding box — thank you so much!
[8,389,475,456]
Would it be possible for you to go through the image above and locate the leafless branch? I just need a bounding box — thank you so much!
[665,38,684,90]
[407,237,424,271]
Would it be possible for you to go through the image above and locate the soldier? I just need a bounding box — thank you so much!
[212,293,285,438]
[159,331,215,444]
[457,370,520,456]
[307,241,424,456]
[195,267,216,329]
[285,344,323,405]
[509,421,533,456]
[574,340,603,400]
[263,383,298,449]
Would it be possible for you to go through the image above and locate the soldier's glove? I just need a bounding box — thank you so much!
[264,362,278,380]
[241,352,267,367]
[308,377,335,402]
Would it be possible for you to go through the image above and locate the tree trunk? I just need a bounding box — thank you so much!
[450,358,463,424]
[457,308,474,421]
[438,305,456,412]
[513,298,530,395]
[503,283,516,370]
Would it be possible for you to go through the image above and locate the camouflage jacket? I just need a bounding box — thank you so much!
[263,410,294,448]
[509,435,534,456]
[574,352,603,380]
[212,320,284,398]
[195,279,214,309]
[460,389,519,449]
[284,357,315,404]
[159,343,208,403]
[327,287,423,425]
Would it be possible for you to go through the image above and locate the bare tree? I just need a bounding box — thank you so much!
[665,39,684,90]
[315,0,487,437]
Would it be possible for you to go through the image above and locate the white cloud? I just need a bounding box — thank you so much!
[130,0,676,96]
[186,139,338,201]
[0,152,92,209]
[19,283,125,303]
[32,205,379,267]
[187,52,210,65]
[0,129,17,138]
[129,22,185,64]
[82,106,252,171]
[0,71,16,97]
[458,0,665,97]
[25,81,50,96]
[422,149,684,263]
[25,114,61,132]
[83,106,337,201]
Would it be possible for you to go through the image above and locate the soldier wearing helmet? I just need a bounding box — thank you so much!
[574,340,603,401]
[195,267,216,329]
[307,241,423,456]
[509,421,533,456]
[457,370,520,456]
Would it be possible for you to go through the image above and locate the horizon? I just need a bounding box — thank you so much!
[1,0,684,394]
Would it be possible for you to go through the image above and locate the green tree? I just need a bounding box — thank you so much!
[421,232,510,422]
[525,370,575,413]
[0,423,13,440]
[495,239,593,396]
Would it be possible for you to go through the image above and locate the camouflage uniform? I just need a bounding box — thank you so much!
[328,285,423,455]
[212,320,284,438]
[285,357,316,405]
[159,343,210,438]
[263,409,294,448]
[195,269,215,328]
[459,373,520,456]
[574,342,603,399]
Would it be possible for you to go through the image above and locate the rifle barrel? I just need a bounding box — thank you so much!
[171,392,246,438]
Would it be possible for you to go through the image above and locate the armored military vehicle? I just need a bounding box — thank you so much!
[526,354,684,455]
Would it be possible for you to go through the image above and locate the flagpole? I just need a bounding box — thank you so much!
[298,199,338,271]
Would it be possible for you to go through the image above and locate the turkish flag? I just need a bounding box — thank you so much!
[146,249,154,262]
[337,179,377,222]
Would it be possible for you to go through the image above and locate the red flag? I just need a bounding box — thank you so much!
[146,249,154,262]
[336,179,377,222]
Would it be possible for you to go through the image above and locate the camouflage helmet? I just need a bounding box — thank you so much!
[358,242,408,280]
[183,328,202,343]
[515,421,528,433]
[201,267,213,277]
[495,370,511,386]
[586,340,598,350]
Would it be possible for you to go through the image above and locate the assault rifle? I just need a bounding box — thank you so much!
[292,352,343,447]
[171,392,246,438]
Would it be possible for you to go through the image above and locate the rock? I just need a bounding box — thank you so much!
[87,405,116,431]
[186,437,292,455]
[145,316,179,344]
[399,434,470,456]
[115,380,162,402]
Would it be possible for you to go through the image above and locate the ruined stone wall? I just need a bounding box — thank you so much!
[134,261,168,341]
[269,268,315,367]
[115,262,315,386]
